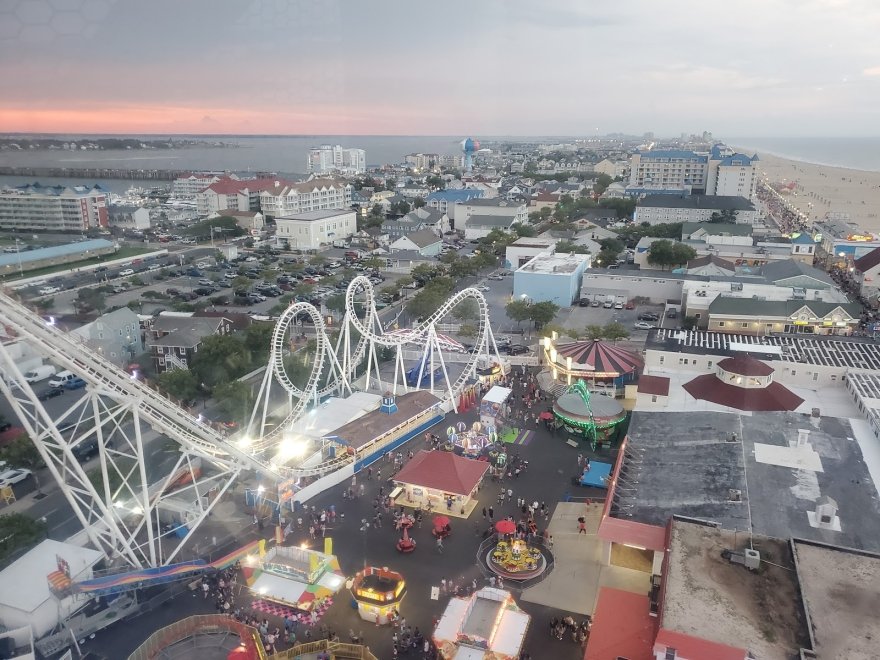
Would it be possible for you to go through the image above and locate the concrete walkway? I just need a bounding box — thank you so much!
[521,502,649,615]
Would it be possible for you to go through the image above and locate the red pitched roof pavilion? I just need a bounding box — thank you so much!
[392,450,490,496]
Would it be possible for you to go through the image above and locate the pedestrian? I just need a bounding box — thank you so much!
[436,537,443,553]
[578,518,586,534]
[441,578,447,594]
[482,506,487,519]
[507,488,513,502]
[368,467,372,480]
[488,506,494,520]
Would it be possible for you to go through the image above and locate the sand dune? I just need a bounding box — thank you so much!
[752,153,880,233]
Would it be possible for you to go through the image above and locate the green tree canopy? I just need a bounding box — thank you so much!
[76,288,106,313]
[646,240,697,270]
[528,301,559,329]
[190,335,251,389]
[592,173,613,196]
[603,321,631,342]
[505,299,532,327]
[0,513,47,565]
[0,434,44,471]
[157,368,199,401]
[213,381,254,424]
[413,197,426,209]
[512,223,536,238]
[451,298,479,321]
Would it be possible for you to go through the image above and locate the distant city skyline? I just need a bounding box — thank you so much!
[1,0,879,136]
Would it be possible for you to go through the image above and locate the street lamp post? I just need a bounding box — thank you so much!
[14,237,23,276]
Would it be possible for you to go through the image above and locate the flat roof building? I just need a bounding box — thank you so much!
[635,194,759,226]
[0,182,109,232]
[275,208,357,251]
[513,251,591,307]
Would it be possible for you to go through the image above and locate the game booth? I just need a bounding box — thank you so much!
[392,450,490,518]
[349,566,406,625]
[433,587,530,660]
[480,386,512,429]
[244,542,345,619]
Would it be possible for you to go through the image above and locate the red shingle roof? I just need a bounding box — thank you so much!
[392,450,489,496]
[654,629,747,660]
[682,374,804,412]
[585,588,656,660]
[854,247,880,274]
[717,355,774,377]
[637,375,670,397]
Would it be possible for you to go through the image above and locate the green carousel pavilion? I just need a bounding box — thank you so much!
[552,380,627,444]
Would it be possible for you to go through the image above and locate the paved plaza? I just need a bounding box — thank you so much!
[77,373,626,659]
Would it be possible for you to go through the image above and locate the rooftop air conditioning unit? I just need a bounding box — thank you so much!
[721,547,761,570]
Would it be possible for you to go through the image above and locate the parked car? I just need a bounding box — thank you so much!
[0,468,32,487]
[38,286,60,295]
[476,285,490,292]
[505,344,530,355]
[591,300,600,307]
[638,313,660,322]
[634,321,656,330]
[488,274,504,281]
[614,302,624,309]
[165,288,181,297]
[667,308,678,319]
[193,287,213,296]
[37,387,64,401]
[197,278,213,286]
[578,298,591,307]
[603,301,613,308]
[64,377,87,390]
[119,268,135,277]
[233,296,255,306]
[48,370,77,388]
[247,293,266,303]
[625,301,635,310]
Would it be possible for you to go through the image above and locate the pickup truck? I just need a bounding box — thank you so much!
[38,286,60,295]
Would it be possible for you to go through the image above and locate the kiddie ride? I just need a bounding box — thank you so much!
[396,514,417,553]
[489,539,544,580]
[445,421,498,458]
[432,515,452,539]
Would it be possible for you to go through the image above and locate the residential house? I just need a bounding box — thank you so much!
[389,229,443,257]
[681,222,753,247]
[592,159,628,178]
[600,181,627,199]
[381,207,449,241]
[531,192,560,211]
[425,189,483,217]
[148,314,232,373]
[70,307,144,367]
[207,209,265,235]
[458,199,528,239]
[275,209,357,250]
[108,205,151,230]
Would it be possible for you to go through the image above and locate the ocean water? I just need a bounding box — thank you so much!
[0,135,470,175]
[729,137,880,172]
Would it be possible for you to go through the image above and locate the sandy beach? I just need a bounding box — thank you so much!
[746,151,880,233]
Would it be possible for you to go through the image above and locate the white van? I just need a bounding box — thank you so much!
[48,370,76,388]
[24,365,56,382]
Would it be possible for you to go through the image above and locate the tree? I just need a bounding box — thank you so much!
[0,513,47,565]
[592,173,613,196]
[512,223,536,238]
[505,299,532,327]
[411,263,436,283]
[76,288,105,313]
[599,197,637,220]
[603,321,630,342]
[646,240,673,269]
[452,298,479,321]
[309,255,327,266]
[459,323,478,338]
[0,434,44,472]
[426,175,445,190]
[242,323,274,359]
[396,275,414,294]
[583,324,605,340]
[413,197,426,209]
[528,301,559,329]
[406,286,448,320]
[157,369,199,402]
[231,276,250,292]
[213,381,254,424]
[325,293,346,314]
[555,240,591,255]
[190,335,251,389]
[671,242,697,266]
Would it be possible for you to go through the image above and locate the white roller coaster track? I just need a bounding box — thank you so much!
[247,276,500,460]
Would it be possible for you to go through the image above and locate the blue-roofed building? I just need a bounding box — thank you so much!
[0,239,116,276]
[706,145,759,201]
[0,182,110,232]
[425,188,483,222]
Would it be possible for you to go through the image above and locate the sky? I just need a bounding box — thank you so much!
[1,0,880,136]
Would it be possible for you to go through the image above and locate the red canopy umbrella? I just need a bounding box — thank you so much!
[433,515,450,528]
[495,520,516,534]
[539,411,553,420]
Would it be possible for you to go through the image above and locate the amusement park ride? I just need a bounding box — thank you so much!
[0,276,503,569]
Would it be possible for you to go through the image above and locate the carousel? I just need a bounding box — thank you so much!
[542,335,643,396]
[485,520,547,581]
[349,566,406,625]
[553,380,627,443]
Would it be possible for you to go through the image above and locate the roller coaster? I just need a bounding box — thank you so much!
[0,275,501,568]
